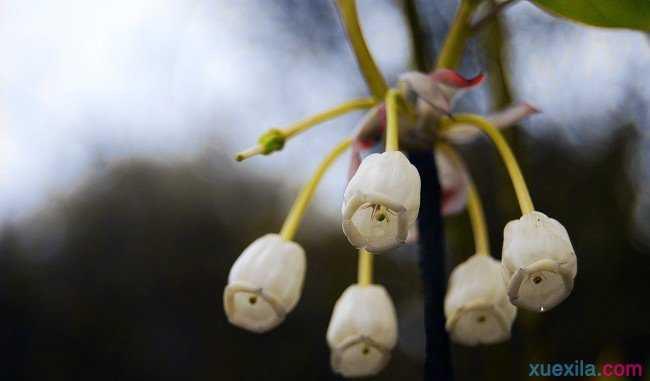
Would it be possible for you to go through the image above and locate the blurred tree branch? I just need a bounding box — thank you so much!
[403,0,433,71]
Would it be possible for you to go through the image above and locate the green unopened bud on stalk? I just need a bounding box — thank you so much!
[258,128,286,154]
[235,129,287,161]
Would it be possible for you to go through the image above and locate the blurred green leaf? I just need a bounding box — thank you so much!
[529,0,650,31]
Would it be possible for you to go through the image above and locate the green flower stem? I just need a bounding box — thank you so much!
[283,97,377,138]
[279,138,352,240]
[435,0,479,70]
[441,114,534,215]
[235,98,375,161]
[336,0,389,99]
[357,249,374,286]
[385,89,401,151]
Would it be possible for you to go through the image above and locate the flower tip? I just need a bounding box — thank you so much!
[448,306,512,346]
[506,261,574,312]
[430,69,485,88]
[522,102,541,114]
[466,72,486,86]
[234,145,265,162]
[223,282,287,333]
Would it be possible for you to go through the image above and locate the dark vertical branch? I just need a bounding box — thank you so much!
[409,150,453,381]
[404,1,453,378]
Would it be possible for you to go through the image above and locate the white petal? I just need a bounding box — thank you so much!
[442,103,538,144]
[506,259,573,313]
[501,211,577,312]
[399,70,485,118]
[223,234,306,332]
[327,285,398,377]
[223,283,284,333]
[330,337,390,378]
[488,103,538,129]
[445,255,517,346]
[349,205,400,251]
[342,151,421,252]
[399,71,450,115]
[436,149,469,216]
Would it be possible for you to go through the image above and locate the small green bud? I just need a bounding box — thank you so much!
[258,129,286,155]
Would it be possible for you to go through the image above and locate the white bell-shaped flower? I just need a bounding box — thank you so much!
[326,285,398,378]
[501,211,577,312]
[445,255,517,346]
[223,234,306,333]
[342,151,421,252]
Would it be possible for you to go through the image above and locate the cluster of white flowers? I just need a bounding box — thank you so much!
[224,67,578,378]
[443,217,577,346]
[326,148,421,376]
[222,149,421,377]
[442,182,577,345]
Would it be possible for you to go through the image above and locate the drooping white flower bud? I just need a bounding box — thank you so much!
[342,151,421,252]
[501,211,577,312]
[223,234,306,333]
[326,285,398,378]
[445,255,517,346]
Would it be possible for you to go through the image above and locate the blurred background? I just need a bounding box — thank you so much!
[0,0,649,380]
